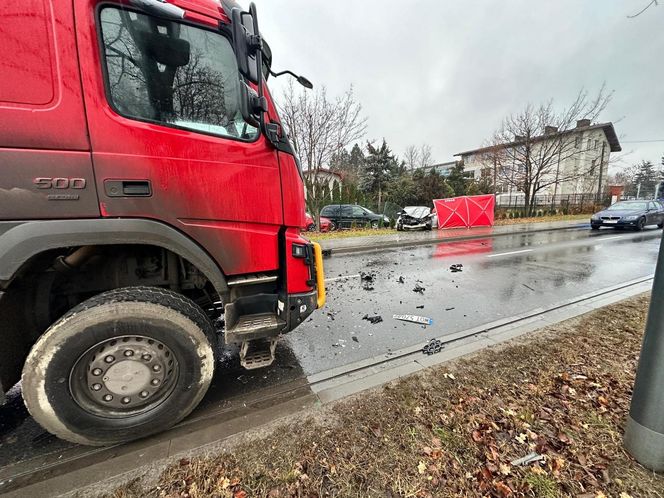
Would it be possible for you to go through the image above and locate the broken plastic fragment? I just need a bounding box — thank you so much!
[393,314,433,325]
[362,314,383,324]
[510,452,544,466]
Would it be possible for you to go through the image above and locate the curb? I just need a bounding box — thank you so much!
[321,222,589,256]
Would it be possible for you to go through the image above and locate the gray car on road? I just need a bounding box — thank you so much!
[591,200,664,230]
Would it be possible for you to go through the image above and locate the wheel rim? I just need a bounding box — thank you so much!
[371,221,379,229]
[639,218,645,229]
[69,335,179,418]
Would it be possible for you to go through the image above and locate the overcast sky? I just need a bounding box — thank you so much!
[255,0,663,173]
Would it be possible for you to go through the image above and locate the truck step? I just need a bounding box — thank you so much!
[225,312,285,343]
[240,338,277,370]
[227,273,278,287]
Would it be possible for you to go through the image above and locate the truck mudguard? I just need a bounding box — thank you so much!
[0,218,228,294]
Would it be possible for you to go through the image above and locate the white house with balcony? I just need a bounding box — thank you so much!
[455,120,622,197]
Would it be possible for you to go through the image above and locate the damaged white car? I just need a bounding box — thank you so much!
[395,206,435,231]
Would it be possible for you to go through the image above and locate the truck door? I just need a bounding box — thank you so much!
[75,1,283,275]
[0,0,99,220]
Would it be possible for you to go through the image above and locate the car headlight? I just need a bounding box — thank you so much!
[383,215,389,222]
[624,215,639,221]
[591,215,599,220]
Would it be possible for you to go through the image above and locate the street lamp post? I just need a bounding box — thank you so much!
[625,230,664,470]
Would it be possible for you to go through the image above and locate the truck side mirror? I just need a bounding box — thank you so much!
[239,82,266,128]
[231,7,260,84]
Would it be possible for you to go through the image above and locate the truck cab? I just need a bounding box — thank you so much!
[0,0,324,445]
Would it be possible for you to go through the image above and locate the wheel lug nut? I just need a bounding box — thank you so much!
[152,365,161,372]
[151,379,160,386]
[91,383,102,391]
[121,397,131,404]
[92,368,103,376]
[142,354,152,361]
[103,394,113,402]
[124,350,134,357]
[140,391,149,398]
[104,355,115,363]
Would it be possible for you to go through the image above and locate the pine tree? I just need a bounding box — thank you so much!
[360,139,399,211]
[446,163,468,197]
[632,160,659,198]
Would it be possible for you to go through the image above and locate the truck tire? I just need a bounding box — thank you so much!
[21,286,216,446]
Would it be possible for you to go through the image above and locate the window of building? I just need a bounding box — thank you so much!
[575,136,582,148]
[595,139,599,150]
[99,7,258,141]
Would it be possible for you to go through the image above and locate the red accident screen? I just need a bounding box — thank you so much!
[433,195,495,229]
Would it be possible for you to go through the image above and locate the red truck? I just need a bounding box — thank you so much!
[0,0,324,445]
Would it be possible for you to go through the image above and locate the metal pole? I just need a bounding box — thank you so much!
[625,230,664,470]
[597,142,606,202]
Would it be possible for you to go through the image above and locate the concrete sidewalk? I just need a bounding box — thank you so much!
[319,219,589,254]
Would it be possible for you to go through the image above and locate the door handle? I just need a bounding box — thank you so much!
[104,180,152,197]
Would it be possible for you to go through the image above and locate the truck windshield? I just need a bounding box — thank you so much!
[99,7,258,141]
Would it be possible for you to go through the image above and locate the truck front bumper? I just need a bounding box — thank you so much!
[282,241,325,332]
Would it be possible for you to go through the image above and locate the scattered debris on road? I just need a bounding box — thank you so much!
[360,272,376,291]
[362,314,383,324]
[416,305,424,309]
[393,314,433,325]
[352,336,359,343]
[422,338,444,354]
[397,276,405,284]
[449,263,463,273]
[445,307,455,311]
[413,283,425,293]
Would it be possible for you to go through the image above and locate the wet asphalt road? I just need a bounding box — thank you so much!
[286,226,662,375]
[0,225,660,479]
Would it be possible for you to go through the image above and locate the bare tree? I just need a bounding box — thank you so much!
[404,145,420,171]
[480,86,613,215]
[418,144,433,170]
[278,81,367,222]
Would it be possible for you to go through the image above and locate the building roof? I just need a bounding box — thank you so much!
[455,122,622,157]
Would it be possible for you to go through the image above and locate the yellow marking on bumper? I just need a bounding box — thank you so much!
[312,242,326,308]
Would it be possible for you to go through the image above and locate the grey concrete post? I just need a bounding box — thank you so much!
[625,231,664,470]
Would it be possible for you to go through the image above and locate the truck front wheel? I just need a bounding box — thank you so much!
[21,286,216,446]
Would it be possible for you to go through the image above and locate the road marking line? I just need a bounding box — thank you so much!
[325,274,361,283]
[486,249,533,258]
[598,236,622,241]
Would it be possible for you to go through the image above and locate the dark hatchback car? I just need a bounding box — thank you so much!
[320,204,390,230]
[591,200,664,230]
